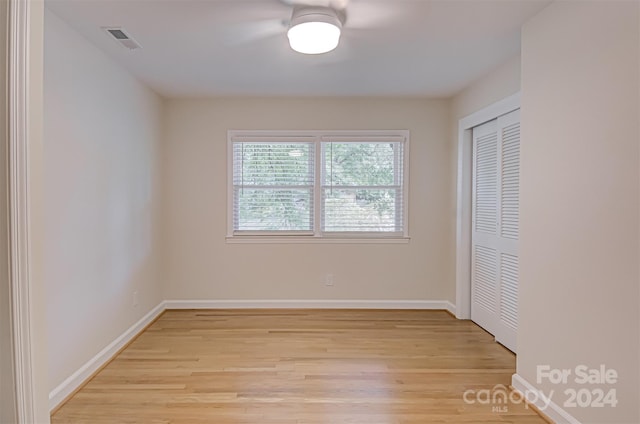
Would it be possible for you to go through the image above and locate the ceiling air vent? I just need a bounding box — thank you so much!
[103,27,141,50]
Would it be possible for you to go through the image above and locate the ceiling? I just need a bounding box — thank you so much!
[45,0,550,98]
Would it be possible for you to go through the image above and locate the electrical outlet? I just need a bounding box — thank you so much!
[325,273,334,286]
[133,291,139,307]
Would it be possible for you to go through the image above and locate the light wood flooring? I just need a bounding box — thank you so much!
[52,309,547,423]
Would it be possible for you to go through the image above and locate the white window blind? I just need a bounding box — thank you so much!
[229,131,409,239]
[321,139,404,233]
[233,140,315,233]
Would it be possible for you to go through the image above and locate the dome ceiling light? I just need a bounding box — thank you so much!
[287,6,343,55]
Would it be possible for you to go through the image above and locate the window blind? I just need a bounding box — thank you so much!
[229,131,408,238]
[321,140,404,233]
[232,140,315,232]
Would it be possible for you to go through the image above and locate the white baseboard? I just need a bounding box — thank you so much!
[165,299,456,311]
[48,302,165,411]
[445,302,456,316]
[511,373,581,424]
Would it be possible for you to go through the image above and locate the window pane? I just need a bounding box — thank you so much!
[233,141,314,232]
[233,143,313,186]
[323,142,397,186]
[322,188,401,232]
[235,188,313,231]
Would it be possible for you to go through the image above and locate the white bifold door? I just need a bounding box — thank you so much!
[471,109,520,353]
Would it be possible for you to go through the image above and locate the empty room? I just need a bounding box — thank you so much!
[1,0,639,423]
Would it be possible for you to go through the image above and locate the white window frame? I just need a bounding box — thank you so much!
[227,130,410,244]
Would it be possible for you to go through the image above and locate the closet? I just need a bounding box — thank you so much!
[471,109,520,352]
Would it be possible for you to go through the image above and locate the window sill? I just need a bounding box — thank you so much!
[225,236,410,244]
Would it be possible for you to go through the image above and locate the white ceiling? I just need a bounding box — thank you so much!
[45,0,550,98]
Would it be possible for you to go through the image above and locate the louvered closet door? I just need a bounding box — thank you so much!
[471,109,520,353]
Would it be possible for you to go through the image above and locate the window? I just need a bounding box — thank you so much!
[232,139,315,234]
[228,131,409,240]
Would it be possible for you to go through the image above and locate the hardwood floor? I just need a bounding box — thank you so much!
[52,310,547,423]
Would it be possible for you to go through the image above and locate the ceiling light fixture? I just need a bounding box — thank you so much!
[287,6,342,55]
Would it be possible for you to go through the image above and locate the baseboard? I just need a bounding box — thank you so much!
[445,301,456,316]
[165,299,456,311]
[511,373,581,424]
[48,302,166,412]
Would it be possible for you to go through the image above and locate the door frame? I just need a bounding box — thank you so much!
[455,92,520,319]
[7,0,37,421]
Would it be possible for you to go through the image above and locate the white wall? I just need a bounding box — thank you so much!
[451,54,521,121]
[44,8,163,395]
[0,0,17,422]
[161,98,453,303]
[519,2,639,423]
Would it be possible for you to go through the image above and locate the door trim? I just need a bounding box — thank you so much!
[455,93,520,319]
[8,0,36,421]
